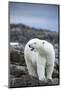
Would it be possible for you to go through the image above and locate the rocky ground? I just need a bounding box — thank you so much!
[9,43,59,88]
[9,24,59,88]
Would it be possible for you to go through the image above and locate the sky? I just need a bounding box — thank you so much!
[9,2,59,32]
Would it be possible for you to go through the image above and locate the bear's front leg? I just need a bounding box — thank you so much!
[26,58,37,77]
[46,64,54,80]
[46,56,55,81]
[37,56,46,81]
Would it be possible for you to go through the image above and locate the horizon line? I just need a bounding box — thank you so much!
[10,23,58,32]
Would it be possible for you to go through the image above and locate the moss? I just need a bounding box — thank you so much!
[10,51,25,65]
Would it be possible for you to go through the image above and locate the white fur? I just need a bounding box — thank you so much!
[24,38,55,81]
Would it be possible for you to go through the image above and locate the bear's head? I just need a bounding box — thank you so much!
[28,38,52,55]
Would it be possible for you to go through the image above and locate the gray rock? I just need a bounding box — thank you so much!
[9,63,59,88]
[10,64,28,77]
[52,68,59,78]
[9,75,59,88]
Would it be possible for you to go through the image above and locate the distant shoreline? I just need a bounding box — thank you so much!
[10,23,58,32]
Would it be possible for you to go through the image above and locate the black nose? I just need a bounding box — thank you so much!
[29,45,31,47]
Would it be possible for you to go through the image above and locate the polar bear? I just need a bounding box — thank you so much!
[24,38,55,81]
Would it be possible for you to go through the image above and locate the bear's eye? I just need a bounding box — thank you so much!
[42,42,45,44]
